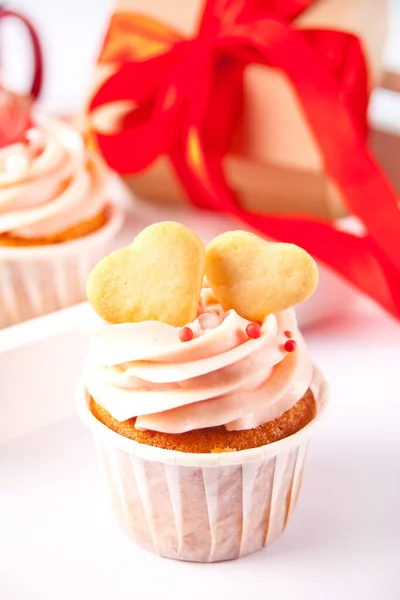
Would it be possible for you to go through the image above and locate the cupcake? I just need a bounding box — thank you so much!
[77,221,328,562]
[0,87,124,328]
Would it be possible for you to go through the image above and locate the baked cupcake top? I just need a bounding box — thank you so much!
[85,222,318,434]
[0,88,108,241]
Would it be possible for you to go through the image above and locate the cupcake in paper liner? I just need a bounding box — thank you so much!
[0,87,124,328]
[77,221,328,562]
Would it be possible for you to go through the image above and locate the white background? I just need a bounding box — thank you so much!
[2,0,400,116]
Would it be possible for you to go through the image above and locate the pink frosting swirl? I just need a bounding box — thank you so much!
[86,289,313,433]
[0,118,108,239]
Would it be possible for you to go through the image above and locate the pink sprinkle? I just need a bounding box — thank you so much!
[284,339,297,352]
[179,327,193,342]
[246,322,261,339]
[198,312,221,330]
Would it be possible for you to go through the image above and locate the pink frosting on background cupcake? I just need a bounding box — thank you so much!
[0,118,108,239]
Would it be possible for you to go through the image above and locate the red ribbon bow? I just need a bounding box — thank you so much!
[90,0,400,319]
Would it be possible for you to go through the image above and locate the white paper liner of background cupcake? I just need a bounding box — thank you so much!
[77,367,328,562]
[0,204,124,329]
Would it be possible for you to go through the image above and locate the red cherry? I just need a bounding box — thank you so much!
[284,339,297,352]
[179,326,193,342]
[284,330,293,338]
[0,87,33,149]
[246,322,261,339]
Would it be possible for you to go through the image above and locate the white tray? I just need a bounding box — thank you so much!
[1,295,399,600]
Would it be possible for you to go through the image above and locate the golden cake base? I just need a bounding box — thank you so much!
[90,389,316,454]
[0,208,109,247]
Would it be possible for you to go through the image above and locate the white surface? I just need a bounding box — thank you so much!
[1,299,400,599]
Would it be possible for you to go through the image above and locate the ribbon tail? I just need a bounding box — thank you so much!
[228,21,400,279]
[173,126,400,319]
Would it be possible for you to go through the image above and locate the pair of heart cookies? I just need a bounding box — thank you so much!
[87,221,318,326]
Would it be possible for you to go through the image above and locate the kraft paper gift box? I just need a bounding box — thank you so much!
[88,0,388,220]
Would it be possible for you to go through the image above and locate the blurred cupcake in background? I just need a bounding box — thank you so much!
[0,86,124,328]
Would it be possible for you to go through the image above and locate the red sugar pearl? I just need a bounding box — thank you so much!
[284,339,297,353]
[179,326,193,342]
[246,322,261,339]
[284,330,293,338]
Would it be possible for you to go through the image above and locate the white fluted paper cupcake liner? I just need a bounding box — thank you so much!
[0,204,123,329]
[77,367,328,562]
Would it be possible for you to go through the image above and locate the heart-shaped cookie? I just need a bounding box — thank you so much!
[87,221,205,326]
[205,231,318,321]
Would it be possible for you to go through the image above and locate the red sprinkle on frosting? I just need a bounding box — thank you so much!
[284,339,297,352]
[179,327,193,342]
[284,330,293,338]
[246,322,261,339]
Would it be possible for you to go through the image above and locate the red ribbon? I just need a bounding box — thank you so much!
[0,9,43,99]
[90,0,400,319]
